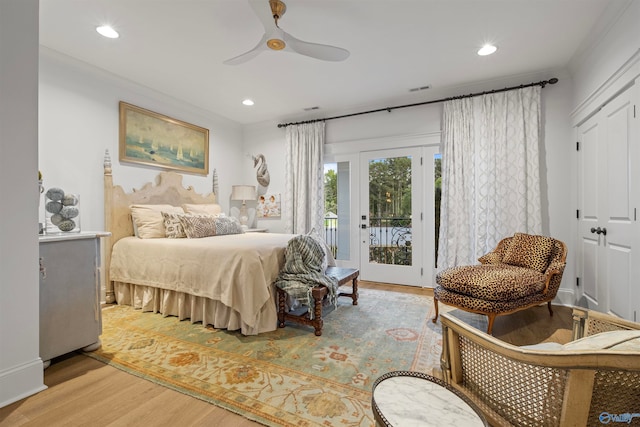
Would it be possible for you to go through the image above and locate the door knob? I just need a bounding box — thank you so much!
[590,227,597,234]
[590,227,607,235]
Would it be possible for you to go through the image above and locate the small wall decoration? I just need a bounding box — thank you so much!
[119,101,209,175]
[257,193,281,218]
[252,154,270,187]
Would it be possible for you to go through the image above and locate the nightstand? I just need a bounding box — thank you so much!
[245,228,268,233]
[39,231,110,368]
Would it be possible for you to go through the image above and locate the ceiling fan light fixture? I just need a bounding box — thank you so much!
[267,38,286,50]
[477,44,497,56]
[96,25,119,39]
[223,0,350,65]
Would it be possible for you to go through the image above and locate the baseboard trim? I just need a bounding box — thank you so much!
[554,288,576,307]
[0,358,47,408]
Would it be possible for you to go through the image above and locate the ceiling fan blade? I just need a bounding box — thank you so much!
[223,34,268,65]
[248,0,278,32]
[284,33,350,62]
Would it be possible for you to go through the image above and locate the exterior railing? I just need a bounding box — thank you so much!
[324,215,413,265]
[324,217,338,258]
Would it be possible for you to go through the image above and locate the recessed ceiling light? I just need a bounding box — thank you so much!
[96,25,119,39]
[477,44,497,56]
[242,99,254,106]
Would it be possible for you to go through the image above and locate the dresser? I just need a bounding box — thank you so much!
[39,232,109,368]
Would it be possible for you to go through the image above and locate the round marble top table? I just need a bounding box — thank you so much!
[372,371,488,427]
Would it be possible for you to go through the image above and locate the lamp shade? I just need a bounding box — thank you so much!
[231,185,256,201]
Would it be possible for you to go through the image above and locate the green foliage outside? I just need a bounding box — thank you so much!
[368,157,412,218]
[324,157,414,219]
[324,168,337,214]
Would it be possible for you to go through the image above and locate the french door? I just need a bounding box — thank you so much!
[359,148,426,286]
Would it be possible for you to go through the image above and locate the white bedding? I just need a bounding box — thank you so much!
[109,232,294,335]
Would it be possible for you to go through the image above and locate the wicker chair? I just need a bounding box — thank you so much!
[439,307,640,427]
[433,233,567,334]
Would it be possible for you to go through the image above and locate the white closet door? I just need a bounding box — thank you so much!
[577,83,639,321]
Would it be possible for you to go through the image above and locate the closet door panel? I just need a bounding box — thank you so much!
[576,82,638,321]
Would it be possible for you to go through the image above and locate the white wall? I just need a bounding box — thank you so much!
[39,48,248,232]
[243,70,576,297]
[0,0,47,407]
[569,0,640,111]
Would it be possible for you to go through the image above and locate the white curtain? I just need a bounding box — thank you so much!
[284,122,326,234]
[438,86,542,269]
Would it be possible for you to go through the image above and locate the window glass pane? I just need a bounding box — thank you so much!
[324,162,350,260]
[368,156,412,266]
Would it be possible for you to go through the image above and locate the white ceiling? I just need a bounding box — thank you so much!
[39,0,617,125]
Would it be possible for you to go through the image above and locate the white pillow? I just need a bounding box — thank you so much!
[182,203,222,216]
[520,330,640,352]
[563,330,640,351]
[307,228,337,269]
[130,204,183,239]
[519,342,564,351]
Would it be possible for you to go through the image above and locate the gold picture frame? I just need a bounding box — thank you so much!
[119,101,209,175]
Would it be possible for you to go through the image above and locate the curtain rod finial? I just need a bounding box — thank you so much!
[549,78,559,84]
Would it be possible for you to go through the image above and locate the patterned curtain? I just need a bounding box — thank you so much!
[438,86,542,269]
[284,122,326,234]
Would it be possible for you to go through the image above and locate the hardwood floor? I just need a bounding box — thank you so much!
[0,282,573,427]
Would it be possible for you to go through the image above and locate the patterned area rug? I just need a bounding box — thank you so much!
[88,288,444,426]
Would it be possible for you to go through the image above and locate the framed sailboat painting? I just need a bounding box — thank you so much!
[119,101,209,175]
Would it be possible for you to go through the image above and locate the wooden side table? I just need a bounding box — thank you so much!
[372,370,488,426]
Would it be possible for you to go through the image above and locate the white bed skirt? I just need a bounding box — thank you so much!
[113,281,278,335]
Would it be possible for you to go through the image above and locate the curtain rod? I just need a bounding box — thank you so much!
[277,77,558,128]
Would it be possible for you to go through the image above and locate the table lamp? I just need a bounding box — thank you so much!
[231,185,257,229]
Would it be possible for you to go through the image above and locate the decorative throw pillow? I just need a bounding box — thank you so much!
[562,330,640,351]
[478,252,503,265]
[182,203,222,216]
[130,204,183,239]
[502,232,554,272]
[307,228,337,268]
[161,212,187,238]
[214,216,244,235]
[179,215,218,238]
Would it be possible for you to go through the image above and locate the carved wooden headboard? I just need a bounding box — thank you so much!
[103,150,216,302]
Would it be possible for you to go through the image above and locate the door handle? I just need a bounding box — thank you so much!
[361,224,367,229]
[590,227,607,235]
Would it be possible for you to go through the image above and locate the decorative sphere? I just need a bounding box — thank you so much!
[57,219,76,232]
[62,194,79,206]
[60,206,79,219]
[45,187,65,201]
[51,214,63,225]
[45,200,63,214]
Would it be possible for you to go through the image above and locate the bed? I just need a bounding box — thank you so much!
[103,153,293,335]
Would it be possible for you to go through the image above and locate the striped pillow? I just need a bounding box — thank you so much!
[179,215,218,238]
[177,214,244,239]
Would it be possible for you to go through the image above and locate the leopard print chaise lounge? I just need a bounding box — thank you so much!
[432,233,567,334]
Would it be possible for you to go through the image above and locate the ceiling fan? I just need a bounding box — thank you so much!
[224,0,350,65]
